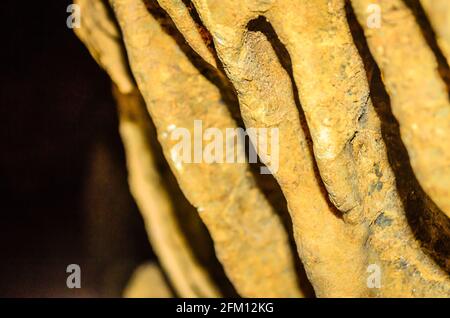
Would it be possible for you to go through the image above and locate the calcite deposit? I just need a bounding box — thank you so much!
[74,0,450,297]
[75,0,224,297]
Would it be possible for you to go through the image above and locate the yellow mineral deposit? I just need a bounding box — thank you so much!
[74,0,450,297]
[74,0,222,297]
[421,0,450,62]
[351,0,450,219]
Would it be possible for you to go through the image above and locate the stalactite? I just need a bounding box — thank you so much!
[74,0,450,297]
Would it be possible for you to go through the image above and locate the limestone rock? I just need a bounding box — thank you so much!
[74,0,450,297]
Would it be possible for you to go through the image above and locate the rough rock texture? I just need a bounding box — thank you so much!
[74,0,134,93]
[157,0,449,297]
[157,0,217,68]
[75,0,225,297]
[113,86,223,297]
[352,0,450,217]
[74,0,450,297]
[109,0,303,297]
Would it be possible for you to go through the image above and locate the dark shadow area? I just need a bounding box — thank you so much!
[141,0,244,297]
[0,0,153,296]
[115,86,238,297]
[345,2,450,273]
[144,0,240,119]
[149,0,314,296]
[243,16,333,297]
[181,0,216,55]
[247,16,344,221]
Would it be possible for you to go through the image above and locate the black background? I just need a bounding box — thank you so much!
[0,0,152,297]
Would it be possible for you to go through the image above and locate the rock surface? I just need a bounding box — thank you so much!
[74,0,450,297]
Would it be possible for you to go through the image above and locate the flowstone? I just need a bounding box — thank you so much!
[75,0,450,297]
